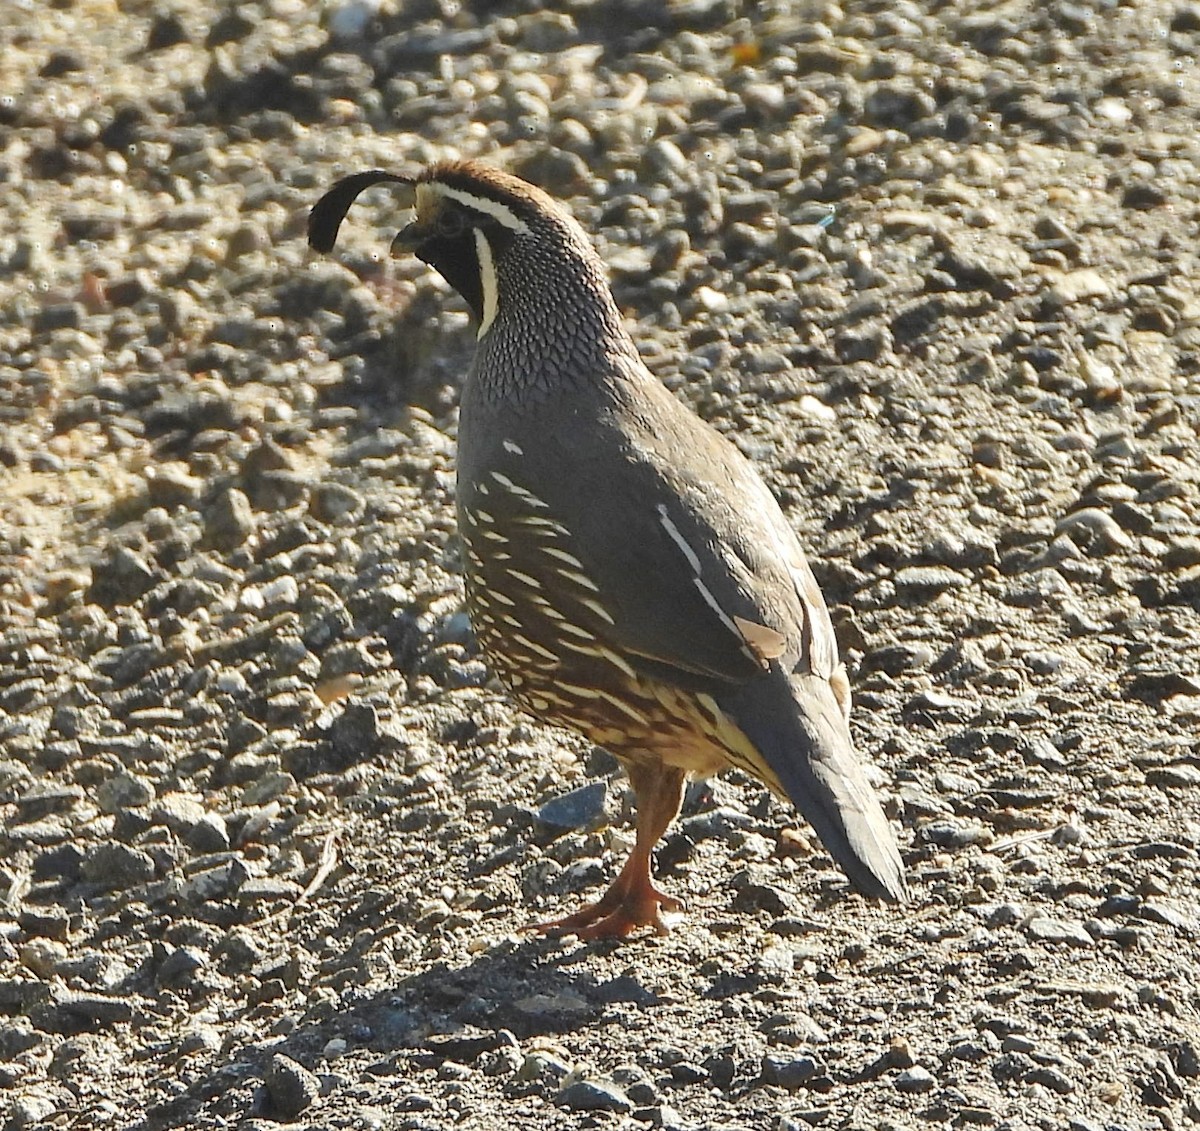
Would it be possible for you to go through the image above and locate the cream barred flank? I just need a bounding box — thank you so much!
[463,569,775,786]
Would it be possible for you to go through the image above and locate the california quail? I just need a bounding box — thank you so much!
[309,159,907,938]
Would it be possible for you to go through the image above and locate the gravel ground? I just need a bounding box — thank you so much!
[3,1,1200,1128]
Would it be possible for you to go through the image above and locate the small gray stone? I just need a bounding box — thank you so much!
[513,990,593,1022]
[897,566,969,602]
[152,793,210,836]
[1146,763,1200,789]
[637,1103,688,1129]
[265,1053,321,1119]
[1139,899,1195,932]
[921,819,992,849]
[187,812,231,854]
[761,1053,819,1090]
[1026,1065,1074,1094]
[81,843,156,889]
[986,903,1024,927]
[667,1061,708,1084]
[1023,650,1065,674]
[762,1011,829,1046]
[756,943,795,983]
[156,945,208,987]
[905,689,976,721]
[679,806,754,843]
[88,546,158,606]
[33,302,85,333]
[1055,507,1133,552]
[517,1050,571,1087]
[310,481,364,523]
[868,642,936,674]
[241,771,297,807]
[557,1079,632,1114]
[536,781,606,833]
[10,1093,58,1127]
[323,702,380,764]
[1025,917,1094,947]
[205,487,255,551]
[895,1065,936,1093]
[35,992,136,1033]
[95,773,155,813]
[180,859,249,902]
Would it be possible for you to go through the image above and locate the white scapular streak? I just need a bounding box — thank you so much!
[657,504,771,657]
[693,576,742,639]
[656,504,703,575]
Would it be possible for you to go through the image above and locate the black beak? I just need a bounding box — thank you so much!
[388,222,428,256]
[308,170,414,253]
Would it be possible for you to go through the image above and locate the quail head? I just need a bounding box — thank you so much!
[309,158,907,939]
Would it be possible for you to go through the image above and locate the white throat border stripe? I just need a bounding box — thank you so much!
[474,228,498,338]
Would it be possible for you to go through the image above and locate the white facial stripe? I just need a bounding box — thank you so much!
[474,228,498,338]
[419,182,528,233]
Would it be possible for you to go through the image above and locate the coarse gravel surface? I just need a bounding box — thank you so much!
[2,1,1200,1129]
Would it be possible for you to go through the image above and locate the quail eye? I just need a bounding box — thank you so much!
[437,208,467,238]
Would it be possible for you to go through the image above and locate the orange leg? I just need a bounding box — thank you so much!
[531,762,687,940]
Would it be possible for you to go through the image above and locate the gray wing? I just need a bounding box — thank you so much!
[466,372,839,693]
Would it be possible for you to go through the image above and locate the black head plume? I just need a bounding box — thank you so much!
[308,170,413,253]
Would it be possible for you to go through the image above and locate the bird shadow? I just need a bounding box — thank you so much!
[130,929,664,1130]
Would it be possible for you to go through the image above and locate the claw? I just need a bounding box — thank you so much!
[523,762,689,943]
[526,880,684,940]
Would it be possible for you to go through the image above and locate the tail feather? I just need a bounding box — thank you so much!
[723,673,907,903]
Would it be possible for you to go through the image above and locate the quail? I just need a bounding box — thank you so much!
[309,158,907,939]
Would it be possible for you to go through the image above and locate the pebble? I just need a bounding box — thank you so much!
[87,547,159,606]
[156,945,208,987]
[557,1079,632,1114]
[311,482,365,522]
[205,488,255,550]
[894,1066,936,1093]
[755,942,795,983]
[179,859,249,902]
[81,843,155,889]
[693,285,729,313]
[762,1012,829,1047]
[535,781,606,833]
[513,991,593,1021]
[36,993,135,1034]
[921,819,993,849]
[94,773,155,813]
[1044,268,1111,306]
[761,1054,819,1090]
[265,1054,321,1119]
[1025,917,1094,947]
[636,1103,688,1129]
[905,689,976,722]
[893,565,971,596]
[10,1095,57,1127]
[1055,508,1133,551]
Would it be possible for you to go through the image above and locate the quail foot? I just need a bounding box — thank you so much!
[309,159,908,940]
